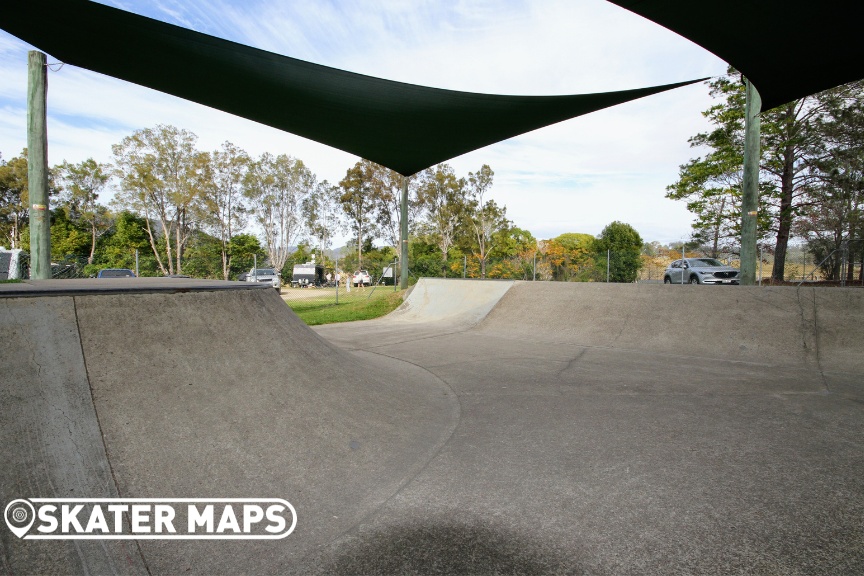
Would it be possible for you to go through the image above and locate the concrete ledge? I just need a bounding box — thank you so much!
[0,277,272,298]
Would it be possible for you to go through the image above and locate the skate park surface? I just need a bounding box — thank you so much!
[2,277,863,574]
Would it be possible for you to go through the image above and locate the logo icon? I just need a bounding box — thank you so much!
[4,499,35,538]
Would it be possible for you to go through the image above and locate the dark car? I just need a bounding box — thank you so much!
[97,268,136,278]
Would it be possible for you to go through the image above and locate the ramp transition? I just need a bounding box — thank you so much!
[1,281,457,574]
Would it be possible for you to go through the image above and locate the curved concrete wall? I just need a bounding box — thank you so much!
[475,282,863,373]
[1,286,457,574]
[390,278,515,327]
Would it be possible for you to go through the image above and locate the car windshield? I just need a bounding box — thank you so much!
[690,259,724,267]
[253,268,275,275]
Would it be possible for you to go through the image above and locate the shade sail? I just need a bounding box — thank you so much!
[1,0,701,176]
[608,0,864,111]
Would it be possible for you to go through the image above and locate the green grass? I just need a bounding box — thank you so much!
[286,288,405,325]
[0,279,23,284]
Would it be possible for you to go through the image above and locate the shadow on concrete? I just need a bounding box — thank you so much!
[317,519,582,576]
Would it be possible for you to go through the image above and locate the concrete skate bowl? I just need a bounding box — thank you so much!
[0,280,458,574]
[4,278,864,574]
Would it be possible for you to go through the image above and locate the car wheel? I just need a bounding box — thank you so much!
[663,276,671,284]
[689,275,699,285]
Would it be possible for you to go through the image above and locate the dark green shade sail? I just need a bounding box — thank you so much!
[1,0,701,176]
[608,0,864,111]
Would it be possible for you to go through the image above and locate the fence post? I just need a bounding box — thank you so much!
[606,249,610,283]
[758,245,762,286]
[841,241,848,287]
[802,247,806,281]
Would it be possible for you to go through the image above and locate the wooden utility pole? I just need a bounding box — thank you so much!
[28,50,50,279]
[400,175,409,289]
[739,78,761,286]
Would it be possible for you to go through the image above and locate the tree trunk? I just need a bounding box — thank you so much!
[711,197,725,258]
[175,209,183,274]
[772,140,795,281]
[88,221,96,265]
[144,216,168,275]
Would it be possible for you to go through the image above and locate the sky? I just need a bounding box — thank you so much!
[0,0,728,245]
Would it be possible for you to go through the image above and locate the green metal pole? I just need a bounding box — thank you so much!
[28,51,51,279]
[740,78,761,286]
[400,175,409,290]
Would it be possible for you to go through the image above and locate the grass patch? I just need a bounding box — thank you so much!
[0,279,23,284]
[286,288,405,325]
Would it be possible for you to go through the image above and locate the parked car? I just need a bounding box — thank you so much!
[352,269,371,287]
[96,268,136,278]
[245,267,281,290]
[664,258,739,285]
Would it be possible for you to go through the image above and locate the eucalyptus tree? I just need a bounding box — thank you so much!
[112,124,207,275]
[364,161,421,252]
[417,163,466,276]
[465,164,508,278]
[338,160,379,268]
[245,153,315,271]
[56,158,111,264]
[303,179,343,261]
[0,150,29,249]
[200,142,250,280]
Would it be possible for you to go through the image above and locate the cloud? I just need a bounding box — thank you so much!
[0,0,726,245]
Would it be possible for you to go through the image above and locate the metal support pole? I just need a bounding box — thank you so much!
[758,245,763,286]
[740,78,762,286]
[27,51,50,279]
[135,249,139,277]
[533,252,537,281]
[841,241,848,287]
[606,249,611,283]
[253,254,257,282]
[463,255,466,279]
[400,176,409,290]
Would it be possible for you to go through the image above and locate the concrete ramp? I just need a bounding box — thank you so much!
[473,282,864,373]
[1,281,457,574]
[389,278,514,327]
[315,278,515,350]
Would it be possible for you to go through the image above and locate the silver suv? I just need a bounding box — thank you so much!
[664,258,739,285]
[245,267,282,290]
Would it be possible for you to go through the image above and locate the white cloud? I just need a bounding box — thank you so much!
[0,0,726,245]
